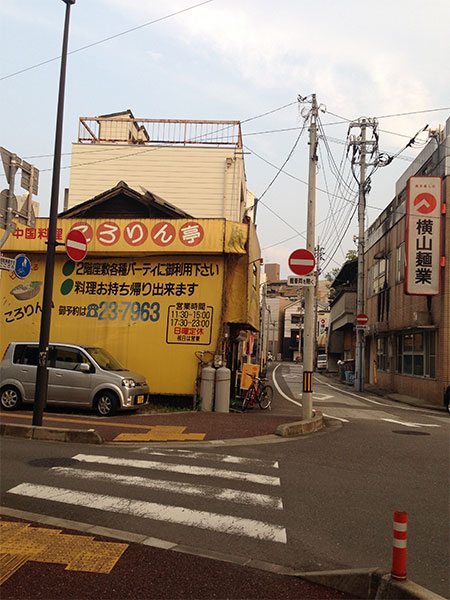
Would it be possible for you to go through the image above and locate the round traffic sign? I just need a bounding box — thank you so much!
[65,229,88,262]
[14,254,31,279]
[356,313,369,326]
[288,249,315,276]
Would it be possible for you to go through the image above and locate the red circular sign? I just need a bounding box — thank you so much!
[124,221,148,246]
[70,222,94,243]
[414,192,437,214]
[288,249,315,275]
[65,229,88,262]
[356,313,369,326]
[179,221,204,246]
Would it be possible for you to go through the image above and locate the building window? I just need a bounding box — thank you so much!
[368,255,390,297]
[376,336,389,372]
[396,243,405,283]
[291,314,301,324]
[396,331,436,378]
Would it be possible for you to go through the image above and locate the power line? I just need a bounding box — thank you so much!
[1,0,216,81]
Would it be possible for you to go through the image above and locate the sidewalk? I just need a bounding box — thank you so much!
[321,371,447,413]
[0,513,358,600]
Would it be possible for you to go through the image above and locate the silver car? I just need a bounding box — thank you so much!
[0,342,150,416]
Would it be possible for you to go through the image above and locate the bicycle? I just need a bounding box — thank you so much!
[241,373,273,411]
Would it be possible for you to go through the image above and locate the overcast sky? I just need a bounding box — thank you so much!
[1,0,449,277]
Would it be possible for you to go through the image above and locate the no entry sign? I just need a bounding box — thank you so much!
[356,313,369,326]
[65,229,88,262]
[288,249,315,276]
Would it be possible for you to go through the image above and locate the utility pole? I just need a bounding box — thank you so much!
[348,118,378,392]
[301,94,319,420]
[33,0,76,426]
[314,244,324,354]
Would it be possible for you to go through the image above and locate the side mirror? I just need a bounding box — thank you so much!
[79,363,91,373]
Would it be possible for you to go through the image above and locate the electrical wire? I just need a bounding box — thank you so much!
[1,0,216,81]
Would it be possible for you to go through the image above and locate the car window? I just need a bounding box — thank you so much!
[86,347,125,371]
[52,347,89,371]
[13,345,39,366]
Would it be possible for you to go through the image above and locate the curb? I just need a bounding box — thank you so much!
[1,507,444,600]
[298,568,446,600]
[0,422,104,444]
[275,413,324,437]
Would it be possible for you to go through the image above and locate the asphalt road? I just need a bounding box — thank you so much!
[1,364,448,597]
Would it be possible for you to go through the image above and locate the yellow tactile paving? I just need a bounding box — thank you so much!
[113,425,206,442]
[0,522,128,584]
[0,554,28,586]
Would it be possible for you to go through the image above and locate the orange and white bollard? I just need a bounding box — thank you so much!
[391,511,408,581]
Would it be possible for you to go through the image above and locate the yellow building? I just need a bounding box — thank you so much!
[0,212,260,397]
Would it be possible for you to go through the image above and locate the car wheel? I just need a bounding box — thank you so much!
[1,386,23,411]
[95,391,118,417]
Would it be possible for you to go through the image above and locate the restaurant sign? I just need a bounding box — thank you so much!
[405,176,442,295]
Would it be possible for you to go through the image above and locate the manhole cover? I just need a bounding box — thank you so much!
[392,430,430,436]
[28,458,78,468]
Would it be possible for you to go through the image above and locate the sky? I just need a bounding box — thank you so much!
[1,0,449,278]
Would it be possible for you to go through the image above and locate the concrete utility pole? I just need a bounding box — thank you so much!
[314,244,324,349]
[348,118,378,392]
[301,94,319,420]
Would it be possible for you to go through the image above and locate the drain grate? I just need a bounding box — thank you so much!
[392,430,430,436]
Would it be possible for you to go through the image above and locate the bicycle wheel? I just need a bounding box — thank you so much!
[242,388,253,412]
[258,385,273,409]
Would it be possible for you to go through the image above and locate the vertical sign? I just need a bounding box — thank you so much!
[405,176,442,295]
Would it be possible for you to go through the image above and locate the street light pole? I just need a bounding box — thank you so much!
[32,0,76,426]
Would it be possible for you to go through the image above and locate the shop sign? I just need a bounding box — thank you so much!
[405,176,442,295]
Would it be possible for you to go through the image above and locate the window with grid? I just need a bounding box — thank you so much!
[396,331,436,377]
[376,336,389,371]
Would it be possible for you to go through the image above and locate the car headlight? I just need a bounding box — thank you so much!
[122,378,136,388]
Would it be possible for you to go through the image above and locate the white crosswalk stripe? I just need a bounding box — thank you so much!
[7,449,286,544]
[8,483,287,543]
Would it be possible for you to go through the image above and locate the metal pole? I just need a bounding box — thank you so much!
[301,94,318,420]
[33,0,75,426]
[355,121,366,392]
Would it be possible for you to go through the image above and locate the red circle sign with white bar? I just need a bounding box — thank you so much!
[356,313,369,326]
[288,249,315,275]
[65,229,88,262]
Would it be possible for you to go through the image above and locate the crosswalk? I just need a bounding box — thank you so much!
[7,448,286,545]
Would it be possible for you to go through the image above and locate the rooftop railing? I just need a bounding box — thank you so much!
[78,117,243,148]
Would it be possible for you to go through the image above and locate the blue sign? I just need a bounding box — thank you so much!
[14,254,31,279]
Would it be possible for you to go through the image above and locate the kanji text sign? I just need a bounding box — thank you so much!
[405,176,442,295]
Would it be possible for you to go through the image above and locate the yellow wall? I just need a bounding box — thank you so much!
[0,217,260,395]
[1,253,224,395]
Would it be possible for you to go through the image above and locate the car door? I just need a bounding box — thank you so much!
[13,344,39,402]
[47,346,93,406]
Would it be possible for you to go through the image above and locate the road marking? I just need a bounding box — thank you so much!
[8,484,287,544]
[72,454,281,486]
[133,448,279,469]
[272,365,349,422]
[51,466,283,510]
[0,520,127,583]
[382,418,440,428]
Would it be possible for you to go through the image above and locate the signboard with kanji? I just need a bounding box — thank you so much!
[405,176,442,295]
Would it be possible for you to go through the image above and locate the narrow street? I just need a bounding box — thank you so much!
[1,362,448,597]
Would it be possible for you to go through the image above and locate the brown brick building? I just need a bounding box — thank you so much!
[364,118,449,408]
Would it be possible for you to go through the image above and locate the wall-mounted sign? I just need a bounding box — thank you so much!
[405,176,442,295]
